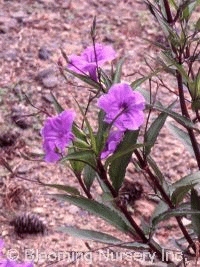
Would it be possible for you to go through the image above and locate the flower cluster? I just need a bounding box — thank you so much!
[41,110,75,163]
[67,43,116,81]
[41,44,145,162]
[98,83,145,158]
[0,239,33,267]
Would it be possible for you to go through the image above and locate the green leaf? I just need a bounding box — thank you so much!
[151,200,168,227]
[181,0,198,21]
[74,99,97,153]
[152,208,200,226]
[39,182,80,196]
[131,70,159,89]
[65,68,101,90]
[108,130,139,192]
[59,226,123,245]
[191,187,200,238]
[146,155,170,194]
[112,57,126,84]
[83,164,97,191]
[54,194,135,234]
[147,102,200,133]
[59,226,149,249]
[95,110,110,155]
[144,107,170,156]
[166,122,195,156]
[62,150,97,170]
[68,147,85,174]
[105,143,144,168]
[170,171,200,205]
[161,51,189,84]
[50,92,64,113]
[195,18,200,31]
[100,69,112,89]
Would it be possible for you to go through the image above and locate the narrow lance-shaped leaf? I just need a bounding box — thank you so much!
[59,226,123,245]
[112,57,126,84]
[53,194,135,234]
[50,92,64,113]
[170,171,200,205]
[61,150,97,170]
[166,122,195,156]
[39,181,80,196]
[65,68,101,90]
[131,70,160,89]
[147,155,170,194]
[108,130,139,192]
[147,102,200,133]
[144,102,174,155]
[59,226,149,249]
[152,208,200,227]
[191,187,200,238]
[83,164,97,191]
[74,98,97,153]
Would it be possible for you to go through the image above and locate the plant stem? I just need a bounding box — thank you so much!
[97,159,174,264]
[176,71,200,169]
[75,172,93,199]
[163,0,173,23]
[134,149,196,252]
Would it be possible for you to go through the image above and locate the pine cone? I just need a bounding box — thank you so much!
[10,213,46,235]
[117,181,143,207]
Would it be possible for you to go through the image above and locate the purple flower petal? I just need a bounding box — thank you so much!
[101,130,124,159]
[68,43,116,80]
[97,83,145,131]
[41,110,75,163]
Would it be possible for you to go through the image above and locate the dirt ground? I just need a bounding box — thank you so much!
[0,0,199,266]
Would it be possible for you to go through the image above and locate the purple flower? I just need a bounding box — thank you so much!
[101,130,124,159]
[97,83,145,131]
[0,239,33,267]
[41,110,75,163]
[68,43,116,80]
[0,261,33,267]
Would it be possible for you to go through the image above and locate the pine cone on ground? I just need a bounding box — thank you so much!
[10,213,46,235]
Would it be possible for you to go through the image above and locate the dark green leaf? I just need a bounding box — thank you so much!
[171,171,200,205]
[65,68,101,90]
[105,143,144,168]
[112,57,126,84]
[39,182,80,196]
[59,226,123,244]
[166,122,195,156]
[95,110,110,155]
[54,194,135,234]
[147,103,200,133]
[108,130,139,192]
[75,99,97,152]
[50,92,64,113]
[191,187,200,238]
[152,208,200,226]
[144,108,170,156]
[83,164,97,190]
[62,150,97,170]
[146,155,170,194]
[151,200,168,226]
[182,0,198,21]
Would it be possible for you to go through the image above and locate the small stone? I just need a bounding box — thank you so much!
[68,205,79,214]
[1,230,9,237]
[37,67,55,80]
[32,207,45,214]
[38,46,51,60]
[42,76,58,88]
